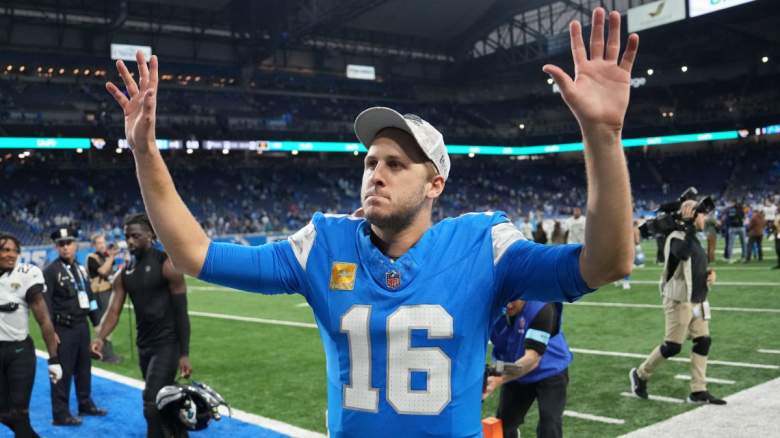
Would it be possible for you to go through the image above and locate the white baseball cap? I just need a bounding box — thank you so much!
[354,107,450,181]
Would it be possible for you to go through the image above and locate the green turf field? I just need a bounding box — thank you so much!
[30,240,780,437]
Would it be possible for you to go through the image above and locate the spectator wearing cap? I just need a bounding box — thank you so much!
[42,228,107,426]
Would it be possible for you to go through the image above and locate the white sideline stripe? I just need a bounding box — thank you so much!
[626,280,780,287]
[638,266,774,270]
[569,301,780,314]
[675,374,735,385]
[570,348,779,370]
[35,350,326,438]
[758,349,780,354]
[296,302,311,308]
[189,311,318,329]
[619,377,780,437]
[563,410,625,424]
[620,392,684,404]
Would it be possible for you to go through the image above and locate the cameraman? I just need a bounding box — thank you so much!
[630,199,726,405]
[86,234,121,363]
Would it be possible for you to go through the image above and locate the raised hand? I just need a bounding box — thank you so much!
[105,51,159,153]
[543,8,639,136]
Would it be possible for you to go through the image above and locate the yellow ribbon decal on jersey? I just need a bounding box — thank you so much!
[330,262,357,291]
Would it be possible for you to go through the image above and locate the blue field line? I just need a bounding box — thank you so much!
[20,357,293,437]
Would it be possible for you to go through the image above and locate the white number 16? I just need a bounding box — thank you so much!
[340,305,453,415]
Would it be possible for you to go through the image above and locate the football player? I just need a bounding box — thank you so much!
[106,7,638,436]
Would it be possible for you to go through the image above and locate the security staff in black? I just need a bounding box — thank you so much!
[42,228,107,426]
[92,214,192,438]
[0,233,62,438]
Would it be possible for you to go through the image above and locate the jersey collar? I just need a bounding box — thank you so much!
[356,221,436,293]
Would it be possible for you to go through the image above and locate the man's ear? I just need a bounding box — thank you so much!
[427,175,445,199]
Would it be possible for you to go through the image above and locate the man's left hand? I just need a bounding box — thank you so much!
[179,355,193,379]
[482,376,504,400]
[543,8,639,137]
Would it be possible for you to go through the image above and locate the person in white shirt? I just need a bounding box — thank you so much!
[0,233,62,437]
[565,207,587,244]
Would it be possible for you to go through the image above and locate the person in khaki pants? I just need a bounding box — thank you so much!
[629,200,726,405]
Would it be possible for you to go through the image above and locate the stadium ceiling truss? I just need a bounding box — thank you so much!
[286,0,452,61]
[461,0,658,67]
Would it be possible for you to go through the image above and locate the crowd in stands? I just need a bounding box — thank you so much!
[2,64,779,146]
[2,140,778,246]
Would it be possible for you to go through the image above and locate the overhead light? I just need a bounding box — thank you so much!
[662,112,668,117]
[73,68,80,75]
[353,151,359,156]
[646,68,654,76]
[762,56,769,64]
[681,65,688,73]
[222,148,229,155]
[115,147,122,154]
[84,69,90,75]
[47,67,54,74]
[468,152,475,158]
[5,65,12,71]
[546,78,554,85]
[186,148,194,154]
[19,65,26,72]
[518,123,525,130]
[291,150,299,156]
[669,112,674,117]
[76,148,83,154]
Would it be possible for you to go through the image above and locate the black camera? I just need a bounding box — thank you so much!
[639,187,715,239]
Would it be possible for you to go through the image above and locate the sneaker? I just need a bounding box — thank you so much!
[623,281,631,290]
[687,391,726,405]
[629,368,648,399]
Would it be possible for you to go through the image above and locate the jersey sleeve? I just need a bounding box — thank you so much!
[492,222,595,304]
[20,265,46,298]
[198,222,317,296]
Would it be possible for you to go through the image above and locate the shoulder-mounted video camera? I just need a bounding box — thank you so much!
[639,187,715,239]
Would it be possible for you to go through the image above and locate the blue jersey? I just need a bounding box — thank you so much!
[199,211,594,437]
[490,301,572,384]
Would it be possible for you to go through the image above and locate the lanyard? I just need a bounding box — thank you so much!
[61,261,87,294]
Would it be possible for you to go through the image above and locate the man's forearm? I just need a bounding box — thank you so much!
[97,257,114,277]
[96,309,121,340]
[500,351,541,382]
[134,148,210,276]
[580,127,634,287]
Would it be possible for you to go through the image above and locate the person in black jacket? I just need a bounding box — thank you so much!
[91,214,192,438]
[42,228,107,426]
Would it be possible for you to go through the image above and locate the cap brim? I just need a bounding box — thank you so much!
[354,107,414,148]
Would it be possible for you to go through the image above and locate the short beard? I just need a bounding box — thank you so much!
[365,200,425,233]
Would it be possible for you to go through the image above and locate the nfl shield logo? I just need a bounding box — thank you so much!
[385,270,401,289]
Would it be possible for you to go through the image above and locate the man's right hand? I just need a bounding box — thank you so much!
[89,339,104,360]
[106,50,159,153]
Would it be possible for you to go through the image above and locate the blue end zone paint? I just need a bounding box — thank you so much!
[20,358,290,437]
